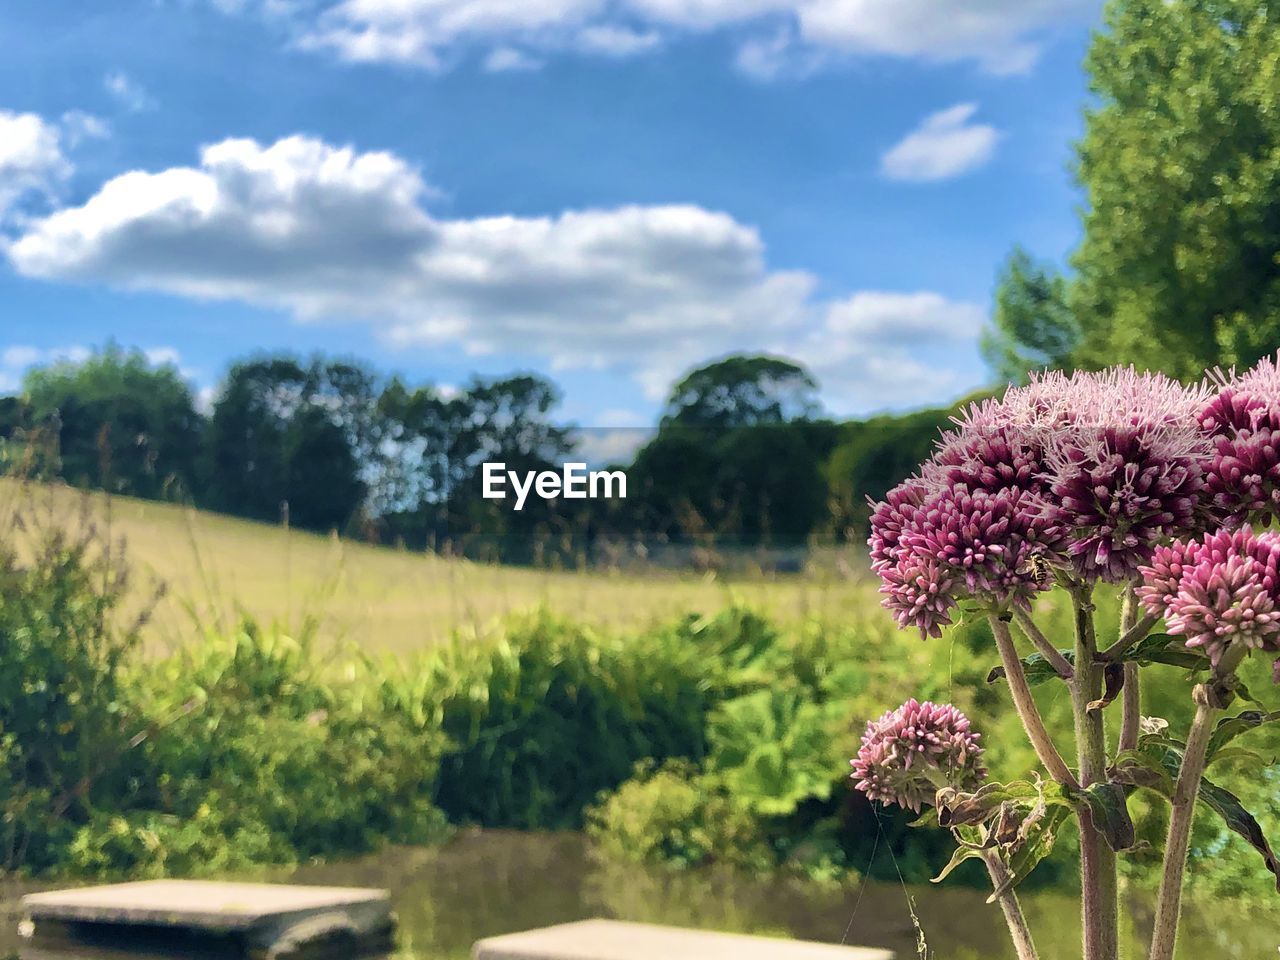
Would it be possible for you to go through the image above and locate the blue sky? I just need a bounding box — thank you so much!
[0,0,1100,426]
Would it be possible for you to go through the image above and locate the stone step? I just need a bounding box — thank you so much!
[472,919,895,960]
[21,880,394,960]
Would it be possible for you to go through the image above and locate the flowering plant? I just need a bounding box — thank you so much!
[858,360,1280,960]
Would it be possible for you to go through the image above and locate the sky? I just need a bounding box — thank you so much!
[0,0,1101,427]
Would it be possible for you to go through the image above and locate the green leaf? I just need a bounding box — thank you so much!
[909,808,940,829]
[931,844,984,884]
[1069,781,1136,852]
[1118,740,1280,889]
[1120,634,1206,671]
[1199,779,1280,892]
[987,650,1075,687]
[1126,634,1203,670]
[1206,710,1280,760]
[1205,746,1267,769]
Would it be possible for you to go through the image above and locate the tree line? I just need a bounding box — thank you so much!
[0,348,961,561]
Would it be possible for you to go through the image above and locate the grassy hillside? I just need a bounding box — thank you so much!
[0,479,880,655]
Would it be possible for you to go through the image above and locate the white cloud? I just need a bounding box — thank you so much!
[271,0,1099,74]
[594,407,646,427]
[575,25,661,56]
[0,111,72,218]
[880,102,1000,182]
[786,290,986,411]
[0,345,93,394]
[60,111,111,147]
[104,71,155,112]
[824,290,984,342]
[483,47,543,71]
[6,134,986,412]
[794,0,1090,74]
[575,425,651,465]
[143,346,183,367]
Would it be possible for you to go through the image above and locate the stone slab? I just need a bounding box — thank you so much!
[23,881,388,932]
[21,881,394,959]
[472,919,894,960]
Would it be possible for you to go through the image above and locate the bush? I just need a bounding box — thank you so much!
[586,761,771,871]
[404,610,756,829]
[0,491,145,873]
[87,624,451,876]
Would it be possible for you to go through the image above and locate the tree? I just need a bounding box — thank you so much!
[202,356,369,531]
[203,357,308,522]
[981,247,1079,384]
[374,373,575,554]
[18,346,202,498]
[1070,0,1280,377]
[660,355,820,431]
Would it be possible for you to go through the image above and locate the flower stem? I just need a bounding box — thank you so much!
[990,616,1078,789]
[1147,698,1213,960]
[983,848,1040,960]
[1100,612,1160,661]
[1119,664,1140,753]
[1071,584,1118,960]
[1118,589,1140,754]
[1013,608,1074,679]
[1148,673,1236,960]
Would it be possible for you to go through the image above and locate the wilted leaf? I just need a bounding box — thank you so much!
[1087,663,1126,713]
[1110,749,1175,796]
[937,779,1063,828]
[988,805,1071,902]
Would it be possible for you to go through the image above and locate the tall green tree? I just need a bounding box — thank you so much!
[1071,0,1280,377]
[661,355,820,431]
[17,346,202,498]
[203,356,369,531]
[981,247,1079,384]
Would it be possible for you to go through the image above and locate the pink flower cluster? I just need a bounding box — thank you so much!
[850,699,986,812]
[870,368,1212,637]
[1201,356,1280,527]
[1139,526,1280,672]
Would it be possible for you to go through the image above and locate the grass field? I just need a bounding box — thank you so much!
[1,479,881,656]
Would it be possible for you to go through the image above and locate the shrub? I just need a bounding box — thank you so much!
[94,623,451,876]
[586,761,770,871]
[0,490,146,873]
[405,610,750,829]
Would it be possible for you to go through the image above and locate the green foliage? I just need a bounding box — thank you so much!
[825,397,984,538]
[13,344,202,499]
[409,611,748,829]
[0,490,450,878]
[626,423,837,545]
[1071,0,1280,377]
[100,624,450,877]
[586,761,772,871]
[660,354,820,431]
[706,690,842,816]
[0,495,144,873]
[981,247,1079,384]
[202,357,371,530]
